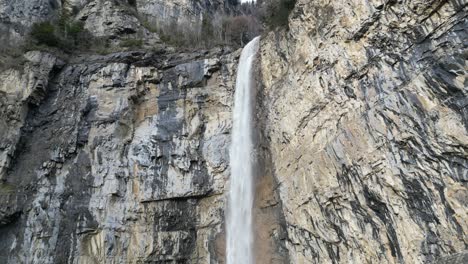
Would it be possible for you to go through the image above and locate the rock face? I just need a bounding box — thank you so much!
[137,0,235,27]
[0,0,467,263]
[259,0,467,263]
[0,0,237,42]
[0,0,61,44]
[77,0,150,40]
[0,48,239,263]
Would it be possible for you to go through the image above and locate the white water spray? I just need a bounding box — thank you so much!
[226,36,260,264]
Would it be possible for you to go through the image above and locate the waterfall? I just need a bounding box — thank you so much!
[226,36,260,264]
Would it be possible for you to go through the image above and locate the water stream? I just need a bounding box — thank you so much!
[226,36,260,264]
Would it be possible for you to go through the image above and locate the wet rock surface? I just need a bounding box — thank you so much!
[259,0,467,263]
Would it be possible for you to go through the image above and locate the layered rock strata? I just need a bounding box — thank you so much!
[259,0,467,263]
[0,0,467,263]
[0,48,239,263]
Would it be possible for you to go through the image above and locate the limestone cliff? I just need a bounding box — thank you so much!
[0,0,467,263]
[1,0,241,263]
[259,0,467,263]
[0,0,235,44]
[0,48,239,263]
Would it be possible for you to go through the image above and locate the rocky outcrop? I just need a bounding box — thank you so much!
[0,0,61,44]
[0,48,239,263]
[137,0,235,25]
[77,0,151,40]
[0,51,63,181]
[0,0,237,43]
[259,0,467,263]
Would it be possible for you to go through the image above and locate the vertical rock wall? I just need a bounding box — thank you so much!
[0,49,239,263]
[259,0,467,263]
[0,0,237,42]
[0,0,61,44]
[1,0,467,263]
[137,0,234,24]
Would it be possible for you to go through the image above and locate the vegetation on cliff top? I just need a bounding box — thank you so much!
[29,9,92,51]
[260,0,297,29]
[27,0,296,51]
[0,0,297,70]
[138,0,296,49]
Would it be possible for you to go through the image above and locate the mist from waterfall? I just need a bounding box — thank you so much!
[226,36,260,264]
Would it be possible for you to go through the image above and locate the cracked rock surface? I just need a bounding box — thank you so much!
[0,0,467,263]
[0,0,235,42]
[0,48,238,263]
[259,0,467,263]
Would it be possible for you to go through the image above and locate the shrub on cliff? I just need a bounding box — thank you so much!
[260,0,297,29]
[140,11,260,49]
[29,10,91,51]
[120,38,143,48]
[223,15,259,46]
[58,13,86,42]
[201,15,215,44]
[30,22,60,47]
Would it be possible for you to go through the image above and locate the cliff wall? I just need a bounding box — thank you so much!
[259,0,467,263]
[0,48,238,263]
[0,0,466,263]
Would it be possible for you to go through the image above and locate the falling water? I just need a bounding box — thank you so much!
[226,36,260,264]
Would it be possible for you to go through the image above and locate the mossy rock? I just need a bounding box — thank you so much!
[0,183,16,194]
